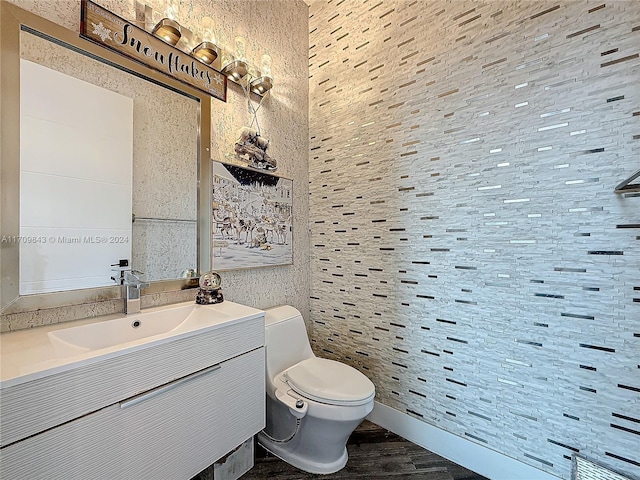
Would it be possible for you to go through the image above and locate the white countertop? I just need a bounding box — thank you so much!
[0,300,264,389]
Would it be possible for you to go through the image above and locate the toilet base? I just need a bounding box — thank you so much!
[257,432,348,474]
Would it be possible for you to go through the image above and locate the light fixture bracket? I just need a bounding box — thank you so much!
[249,75,273,96]
[192,41,219,65]
[222,59,249,82]
[151,18,182,46]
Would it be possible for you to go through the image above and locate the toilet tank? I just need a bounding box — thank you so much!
[264,306,314,382]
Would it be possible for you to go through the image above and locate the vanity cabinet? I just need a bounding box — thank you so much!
[0,313,265,480]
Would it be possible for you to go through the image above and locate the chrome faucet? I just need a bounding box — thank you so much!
[122,270,150,314]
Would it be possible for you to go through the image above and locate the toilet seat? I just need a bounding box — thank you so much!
[282,357,375,406]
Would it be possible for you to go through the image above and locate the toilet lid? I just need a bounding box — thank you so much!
[282,357,375,406]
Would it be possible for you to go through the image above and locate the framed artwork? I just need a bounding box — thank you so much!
[212,160,293,270]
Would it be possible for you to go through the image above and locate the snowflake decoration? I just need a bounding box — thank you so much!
[91,22,111,42]
[213,73,224,86]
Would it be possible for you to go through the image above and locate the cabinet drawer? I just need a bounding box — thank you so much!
[1,347,265,480]
[1,315,264,446]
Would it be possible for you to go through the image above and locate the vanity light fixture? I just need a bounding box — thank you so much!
[151,18,182,46]
[222,59,249,81]
[192,41,219,65]
[250,53,273,94]
[249,75,273,95]
[140,5,273,95]
[193,16,219,66]
[222,35,250,82]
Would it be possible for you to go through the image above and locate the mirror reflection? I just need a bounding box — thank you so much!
[19,30,198,295]
[20,58,134,294]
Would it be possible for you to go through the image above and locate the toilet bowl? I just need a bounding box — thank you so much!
[257,305,375,474]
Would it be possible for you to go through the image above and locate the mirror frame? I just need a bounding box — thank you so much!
[0,2,212,315]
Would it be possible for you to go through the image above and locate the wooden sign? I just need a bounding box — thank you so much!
[80,0,226,101]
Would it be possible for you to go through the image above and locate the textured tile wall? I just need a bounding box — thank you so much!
[308,1,639,479]
[3,0,310,330]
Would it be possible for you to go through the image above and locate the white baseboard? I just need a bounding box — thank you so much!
[366,401,559,480]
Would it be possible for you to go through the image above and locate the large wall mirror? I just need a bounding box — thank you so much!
[1,3,212,315]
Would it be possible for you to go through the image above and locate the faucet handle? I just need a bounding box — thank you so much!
[111,259,130,284]
[111,259,129,269]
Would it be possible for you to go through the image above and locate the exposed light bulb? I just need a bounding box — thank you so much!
[202,16,216,44]
[261,54,272,78]
[235,36,247,62]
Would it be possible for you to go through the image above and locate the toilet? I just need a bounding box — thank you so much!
[257,305,375,474]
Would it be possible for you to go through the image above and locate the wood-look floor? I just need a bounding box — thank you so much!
[241,421,488,480]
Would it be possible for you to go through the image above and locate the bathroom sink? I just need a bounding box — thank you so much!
[47,301,252,352]
[47,305,192,351]
[0,300,265,389]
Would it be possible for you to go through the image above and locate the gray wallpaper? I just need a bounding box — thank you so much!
[308,1,639,479]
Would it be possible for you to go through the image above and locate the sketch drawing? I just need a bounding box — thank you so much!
[212,161,292,270]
